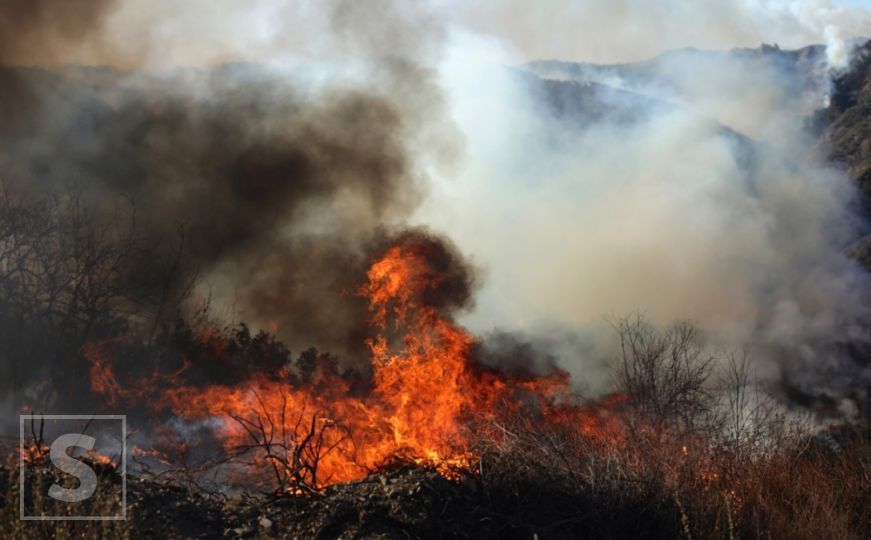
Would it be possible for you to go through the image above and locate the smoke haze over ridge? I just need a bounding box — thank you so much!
[416,28,871,407]
[1,0,870,416]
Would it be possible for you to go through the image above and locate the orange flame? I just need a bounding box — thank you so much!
[87,242,625,489]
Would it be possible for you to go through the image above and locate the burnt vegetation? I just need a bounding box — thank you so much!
[0,188,867,539]
[0,19,869,538]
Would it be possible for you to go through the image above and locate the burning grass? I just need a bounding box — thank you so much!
[34,237,861,538]
[2,419,869,539]
[1,220,868,538]
[83,235,597,492]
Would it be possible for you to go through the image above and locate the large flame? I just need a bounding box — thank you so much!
[87,240,625,490]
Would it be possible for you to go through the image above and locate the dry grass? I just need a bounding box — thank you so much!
[466,318,871,539]
[0,452,130,540]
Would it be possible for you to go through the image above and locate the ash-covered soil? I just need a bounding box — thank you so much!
[0,464,518,539]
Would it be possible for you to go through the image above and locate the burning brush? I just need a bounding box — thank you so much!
[84,233,625,493]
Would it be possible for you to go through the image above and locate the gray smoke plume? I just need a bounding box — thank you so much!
[417,30,871,417]
[0,0,118,66]
[0,0,463,410]
[1,0,870,423]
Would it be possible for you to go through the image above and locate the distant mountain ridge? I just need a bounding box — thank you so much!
[527,40,871,262]
[526,43,830,100]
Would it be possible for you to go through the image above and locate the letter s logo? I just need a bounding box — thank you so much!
[48,434,98,502]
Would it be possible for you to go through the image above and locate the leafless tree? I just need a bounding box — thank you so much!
[227,390,351,495]
[611,315,717,436]
[0,181,197,408]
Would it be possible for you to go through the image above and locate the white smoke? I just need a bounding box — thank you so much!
[16,1,869,70]
[413,25,870,397]
[14,0,867,401]
[745,0,861,68]
[441,0,870,66]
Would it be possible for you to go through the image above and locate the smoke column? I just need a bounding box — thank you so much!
[1,0,870,416]
[416,22,870,412]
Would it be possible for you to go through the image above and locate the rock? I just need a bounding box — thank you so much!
[259,516,272,529]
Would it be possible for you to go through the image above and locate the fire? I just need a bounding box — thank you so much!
[19,441,48,464]
[86,238,625,490]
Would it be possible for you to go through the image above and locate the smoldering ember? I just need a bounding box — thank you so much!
[1,1,870,539]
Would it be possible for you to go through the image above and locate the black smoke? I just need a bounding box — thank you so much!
[0,0,466,419]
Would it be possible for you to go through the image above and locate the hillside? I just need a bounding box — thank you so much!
[814,40,871,199]
[811,40,871,268]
